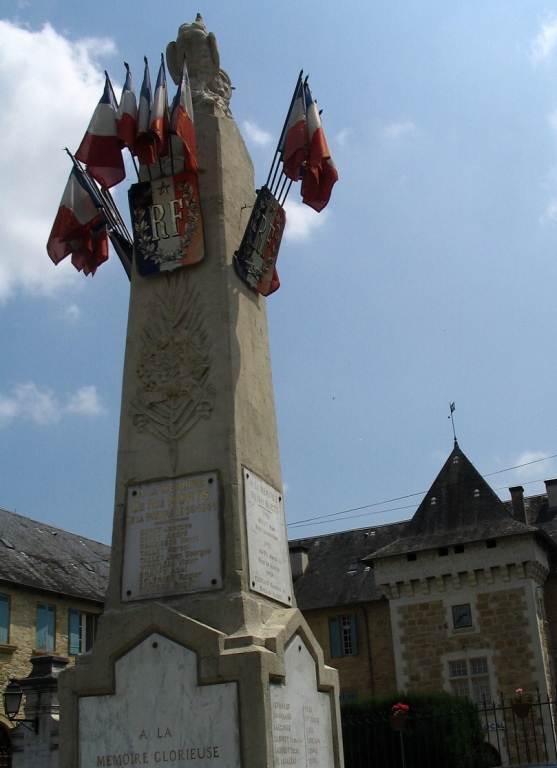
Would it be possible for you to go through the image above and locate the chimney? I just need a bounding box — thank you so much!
[509,486,526,523]
[289,545,309,579]
[545,479,557,510]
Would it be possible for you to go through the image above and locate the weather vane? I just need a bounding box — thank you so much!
[448,402,457,444]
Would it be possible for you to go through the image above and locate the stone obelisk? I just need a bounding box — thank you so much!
[59,16,343,768]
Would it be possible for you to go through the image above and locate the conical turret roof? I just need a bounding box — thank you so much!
[371,442,538,558]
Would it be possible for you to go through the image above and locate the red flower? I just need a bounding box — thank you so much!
[391,702,410,716]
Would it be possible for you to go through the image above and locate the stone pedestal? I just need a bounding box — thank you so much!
[59,30,343,768]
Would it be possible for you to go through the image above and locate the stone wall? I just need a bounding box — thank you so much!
[0,582,103,698]
[303,600,397,700]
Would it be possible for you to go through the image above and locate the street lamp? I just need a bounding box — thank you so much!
[2,681,39,734]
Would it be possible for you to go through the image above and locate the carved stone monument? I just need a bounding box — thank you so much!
[59,16,343,768]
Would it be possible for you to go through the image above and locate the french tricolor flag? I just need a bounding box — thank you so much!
[301,84,338,212]
[135,58,156,166]
[117,63,137,153]
[280,80,308,182]
[169,55,197,173]
[149,57,170,158]
[75,73,125,190]
[47,168,108,275]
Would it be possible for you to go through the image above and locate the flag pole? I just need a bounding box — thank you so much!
[66,150,132,247]
[64,149,132,279]
[122,63,140,180]
[449,402,457,444]
[265,70,303,189]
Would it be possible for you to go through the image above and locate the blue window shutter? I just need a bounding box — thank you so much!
[329,616,342,659]
[0,595,9,644]
[349,613,358,655]
[36,603,55,651]
[69,609,80,654]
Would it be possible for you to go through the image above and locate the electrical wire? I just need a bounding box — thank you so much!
[286,453,557,533]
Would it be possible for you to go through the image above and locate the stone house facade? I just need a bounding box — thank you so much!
[290,443,557,708]
[0,508,109,763]
[289,442,557,764]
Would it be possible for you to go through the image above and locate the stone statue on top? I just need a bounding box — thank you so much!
[166,14,233,117]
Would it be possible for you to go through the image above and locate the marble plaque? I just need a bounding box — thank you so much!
[79,633,240,767]
[122,473,221,601]
[270,634,335,768]
[244,468,292,606]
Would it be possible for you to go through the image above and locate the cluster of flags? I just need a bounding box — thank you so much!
[278,75,338,213]
[237,73,338,297]
[47,54,197,275]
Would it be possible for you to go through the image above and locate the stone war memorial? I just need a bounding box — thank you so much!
[56,14,343,768]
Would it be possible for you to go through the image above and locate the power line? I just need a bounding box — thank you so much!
[286,453,557,532]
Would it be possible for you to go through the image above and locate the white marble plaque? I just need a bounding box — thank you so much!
[122,473,221,601]
[244,468,292,606]
[270,634,335,768]
[79,633,240,767]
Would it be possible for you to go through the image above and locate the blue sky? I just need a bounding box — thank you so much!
[2,2,557,544]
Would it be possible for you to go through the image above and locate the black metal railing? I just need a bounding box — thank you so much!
[341,692,557,768]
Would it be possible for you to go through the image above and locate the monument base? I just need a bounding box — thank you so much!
[58,603,343,768]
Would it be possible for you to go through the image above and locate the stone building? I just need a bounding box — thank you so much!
[0,508,109,764]
[290,442,557,707]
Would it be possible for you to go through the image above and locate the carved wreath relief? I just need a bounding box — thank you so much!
[132,275,215,442]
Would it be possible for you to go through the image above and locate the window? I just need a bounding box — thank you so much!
[0,595,9,644]
[68,610,98,655]
[452,603,473,629]
[36,603,55,651]
[329,614,357,658]
[449,657,492,705]
[339,692,358,703]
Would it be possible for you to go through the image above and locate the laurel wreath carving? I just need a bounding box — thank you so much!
[132,181,199,266]
[132,274,215,443]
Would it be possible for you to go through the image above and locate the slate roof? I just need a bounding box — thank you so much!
[0,508,110,602]
[369,443,541,559]
[290,521,404,611]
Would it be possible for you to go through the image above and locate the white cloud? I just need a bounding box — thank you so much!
[243,120,273,147]
[0,382,60,426]
[283,199,329,241]
[62,303,82,321]
[335,128,351,146]
[66,385,107,416]
[542,198,557,223]
[530,18,557,63]
[0,21,116,302]
[0,381,107,428]
[383,120,416,138]
[511,451,557,484]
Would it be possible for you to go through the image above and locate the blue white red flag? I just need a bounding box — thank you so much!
[300,84,338,212]
[75,73,125,190]
[169,55,197,173]
[149,57,170,158]
[117,63,137,152]
[47,168,109,275]
[135,58,156,166]
[280,79,308,182]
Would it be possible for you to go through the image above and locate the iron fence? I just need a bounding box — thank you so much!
[341,692,557,768]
